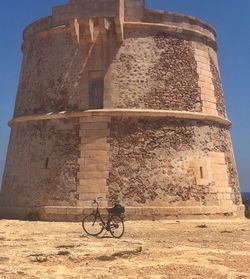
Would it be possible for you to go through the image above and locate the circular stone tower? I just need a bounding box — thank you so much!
[0,0,244,220]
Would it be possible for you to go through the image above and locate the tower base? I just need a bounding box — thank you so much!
[0,205,245,222]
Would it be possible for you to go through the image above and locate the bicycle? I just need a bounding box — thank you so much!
[82,197,125,238]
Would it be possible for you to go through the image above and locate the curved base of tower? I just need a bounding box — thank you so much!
[1,1,244,222]
[0,205,245,222]
[0,109,244,221]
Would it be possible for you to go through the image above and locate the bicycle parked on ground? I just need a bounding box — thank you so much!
[82,197,125,238]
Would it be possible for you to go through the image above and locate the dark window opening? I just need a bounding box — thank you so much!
[89,78,104,109]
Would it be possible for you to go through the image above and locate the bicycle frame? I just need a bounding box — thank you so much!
[92,198,111,230]
[82,197,125,238]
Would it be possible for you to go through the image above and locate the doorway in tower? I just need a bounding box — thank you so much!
[89,78,104,109]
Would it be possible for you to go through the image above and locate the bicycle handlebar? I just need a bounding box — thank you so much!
[93,197,103,205]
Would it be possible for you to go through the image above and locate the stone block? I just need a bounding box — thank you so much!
[78,184,101,193]
[199,75,214,84]
[84,156,109,164]
[211,164,228,173]
[198,80,214,90]
[43,206,59,214]
[194,48,209,58]
[220,200,233,207]
[210,186,230,193]
[211,157,226,165]
[212,172,228,180]
[100,185,109,193]
[79,193,107,201]
[226,187,233,193]
[197,69,213,78]
[77,171,109,179]
[210,152,225,159]
[78,158,86,165]
[77,201,94,207]
[80,122,109,130]
[196,178,208,186]
[79,178,107,187]
[194,55,209,64]
[56,207,68,215]
[66,207,83,215]
[80,150,109,158]
[201,94,216,103]
[197,61,211,71]
[79,116,111,123]
[193,42,209,51]
[213,181,229,188]
[69,18,80,44]
[217,193,231,200]
[79,129,110,137]
[202,101,217,109]
[201,88,214,96]
[43,213,67,222]
[209,187,220,193]
[214,180,229,187]
[80,164,108,172]
[81,137,107,145]
[212,173,228,181]
[80,143,110,151]
[203,107,218,116]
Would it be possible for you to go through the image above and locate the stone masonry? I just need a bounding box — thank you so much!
[0,0,243,221]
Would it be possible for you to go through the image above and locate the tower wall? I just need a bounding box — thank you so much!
[108,118,241,208]
[0,0,243,220]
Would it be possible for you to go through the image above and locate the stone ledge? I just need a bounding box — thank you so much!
[9,109,232,128]
[124,22,217,50]
[0,205,245,222]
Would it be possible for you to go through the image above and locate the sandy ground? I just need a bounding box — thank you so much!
[0,218,250,279]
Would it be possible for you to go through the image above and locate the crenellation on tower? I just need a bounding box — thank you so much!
[0,0,244,221]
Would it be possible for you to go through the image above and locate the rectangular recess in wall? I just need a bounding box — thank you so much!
[89,78,104,109]
[45,157,49,169]
[200,166,204,179]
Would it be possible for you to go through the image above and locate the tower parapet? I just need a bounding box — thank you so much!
[0,0,243,220]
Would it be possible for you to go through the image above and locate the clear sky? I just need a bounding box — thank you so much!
[0,0,249,192]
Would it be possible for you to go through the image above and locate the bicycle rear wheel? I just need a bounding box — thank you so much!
[82,214,104,236]
[109,215,124,238]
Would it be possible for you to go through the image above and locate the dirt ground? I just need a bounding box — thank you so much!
[0,218,250,279]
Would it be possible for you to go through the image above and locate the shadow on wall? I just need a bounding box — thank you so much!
[241,192,250,218]
[0,159,5,189]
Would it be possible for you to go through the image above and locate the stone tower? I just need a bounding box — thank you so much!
[0,0,243,220]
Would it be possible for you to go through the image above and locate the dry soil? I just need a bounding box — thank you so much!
[0,218,250,279]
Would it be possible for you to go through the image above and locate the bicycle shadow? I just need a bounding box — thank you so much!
[80,231,113,239]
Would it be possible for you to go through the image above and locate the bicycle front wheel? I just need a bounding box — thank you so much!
[82,214,104,236]
[109,215,124,238]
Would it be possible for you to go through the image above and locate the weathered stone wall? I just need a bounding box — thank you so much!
[125,0,145,21]
[143,9,216,41]
[0,0,242,220]
[210,56,227,118]
[77,116,111,207]
[108,29,202,111]
[15,31,89,117]
[1,119,80,207]
[108,118,240,207]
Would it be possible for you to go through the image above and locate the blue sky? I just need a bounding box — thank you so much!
[0,0,249,192]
